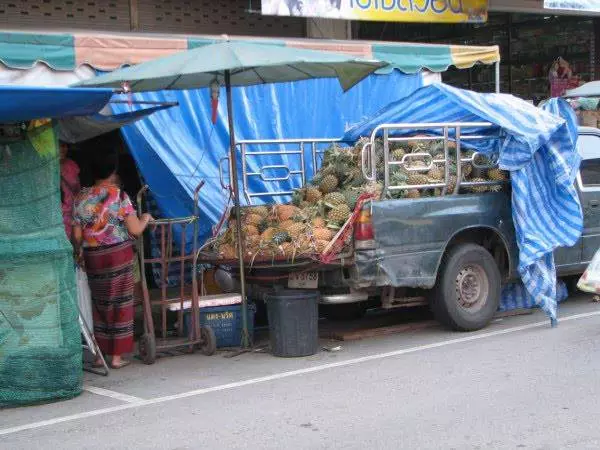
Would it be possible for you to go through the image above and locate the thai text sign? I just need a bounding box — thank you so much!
[261,0,488,23]
[544,0,600,12]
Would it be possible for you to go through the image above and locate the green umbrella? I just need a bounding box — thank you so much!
[77,40,385,348]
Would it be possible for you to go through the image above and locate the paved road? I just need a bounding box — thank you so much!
[2,297,600,450]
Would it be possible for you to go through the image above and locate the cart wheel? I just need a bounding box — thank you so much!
[198,326,217,356]
[139,333,156,365]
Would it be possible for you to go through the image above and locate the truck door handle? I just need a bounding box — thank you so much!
[590,200,599,208]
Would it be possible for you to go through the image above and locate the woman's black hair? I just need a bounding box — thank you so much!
[90,150,119,181]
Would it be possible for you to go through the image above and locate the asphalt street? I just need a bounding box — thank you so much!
[2,296,600,450]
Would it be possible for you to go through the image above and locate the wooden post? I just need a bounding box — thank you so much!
[129,0,139,32]
[593,18,600,80]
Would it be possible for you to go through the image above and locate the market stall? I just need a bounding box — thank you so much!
[76,37,498,345]
[0,85,173,406]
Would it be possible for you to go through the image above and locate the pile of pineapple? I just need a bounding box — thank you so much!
[213,136,508,263]
[379,137,509,199]
[214,142,380,263]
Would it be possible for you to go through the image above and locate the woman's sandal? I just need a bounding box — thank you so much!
[110,360,131,369]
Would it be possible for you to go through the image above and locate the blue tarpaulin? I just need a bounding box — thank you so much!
[0,85,114,122]
[111,71,426,250]
[343,83,583,324]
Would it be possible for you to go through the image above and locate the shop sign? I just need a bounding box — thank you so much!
[544,0,600,12]
[261,0,488,23]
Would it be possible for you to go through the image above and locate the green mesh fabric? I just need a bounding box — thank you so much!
[0,122,82,407]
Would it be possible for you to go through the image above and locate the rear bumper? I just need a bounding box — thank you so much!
[320,291,369,305]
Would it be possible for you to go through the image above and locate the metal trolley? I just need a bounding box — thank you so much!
[135,181,216,365]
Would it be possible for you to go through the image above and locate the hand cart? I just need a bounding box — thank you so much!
[136,181,216,365]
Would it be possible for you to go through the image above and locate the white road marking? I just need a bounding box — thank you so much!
[83,386,143,404]
[1,309,599,437]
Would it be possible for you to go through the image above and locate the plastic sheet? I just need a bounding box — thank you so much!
[344,84,583,324]
[112,71,426,250]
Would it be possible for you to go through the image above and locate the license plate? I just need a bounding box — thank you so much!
[288,271,319,289]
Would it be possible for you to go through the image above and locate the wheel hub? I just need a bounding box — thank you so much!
[455,264,488,311]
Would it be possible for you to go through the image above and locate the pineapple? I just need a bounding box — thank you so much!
[246,225,260,237]
[427,165,444,181]
[250,205,269,218]
[343,189,362,210]
[272,231,291,245]
[407,174,430,186]
[390,170,409,187]
[244,213,263,227]
[257,218,270,234]
[446,175,457,194]
[391,148,406,161]
[313,227,333,241]
[303,205,322,220]
[315,240,330,254]
[323,192,347,206]
[405,189,421,199]
[345,167,365,188]
[286,222,306,239]
[364,182,383,198]
[327,204,351,225]
[275,204,298,222]
[291,188,305,207]
[468,178,489,193]
[319,174,339,194]
[429,140,445,156]
[461,162,473,178]
[261,227,277,242]
[312,217,326,228]
[305,185,322,203]
[487,168,509,182]
[279,220,295,231]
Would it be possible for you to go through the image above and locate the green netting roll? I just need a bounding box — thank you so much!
[0,123,82,407]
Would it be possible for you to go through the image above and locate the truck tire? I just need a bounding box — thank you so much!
[432,243,501,331]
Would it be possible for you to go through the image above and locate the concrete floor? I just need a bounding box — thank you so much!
[2,296,600,449]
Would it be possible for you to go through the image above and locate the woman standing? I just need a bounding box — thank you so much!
[59,141,80,242]
[73,151,152,369]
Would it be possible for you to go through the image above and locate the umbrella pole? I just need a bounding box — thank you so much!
[225,70,250,349]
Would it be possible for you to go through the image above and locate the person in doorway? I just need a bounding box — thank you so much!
[72,150,153,369]
[59,141,80,243]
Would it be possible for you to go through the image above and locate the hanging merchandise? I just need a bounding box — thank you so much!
[27,119,55,158]
[577,248,600,294]
[549,57,580,98]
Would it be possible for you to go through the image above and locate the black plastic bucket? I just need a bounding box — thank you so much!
[265,289,319,357]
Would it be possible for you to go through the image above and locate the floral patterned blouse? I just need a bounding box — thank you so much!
[73,185,135,248]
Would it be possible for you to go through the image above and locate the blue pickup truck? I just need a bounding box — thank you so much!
[216,124,598,331]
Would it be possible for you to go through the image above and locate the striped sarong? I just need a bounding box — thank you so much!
[84,241,135,356]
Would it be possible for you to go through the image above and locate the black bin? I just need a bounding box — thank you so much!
[265,289,319,357]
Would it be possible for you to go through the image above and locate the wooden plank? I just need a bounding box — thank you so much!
[322,320,437,342]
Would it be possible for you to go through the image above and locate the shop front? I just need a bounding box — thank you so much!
[358,3,600,103]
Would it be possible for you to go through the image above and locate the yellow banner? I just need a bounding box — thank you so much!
[262,0,488,23]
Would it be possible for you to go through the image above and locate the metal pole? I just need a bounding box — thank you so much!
[225,70,250,349]
[495,61,500,93]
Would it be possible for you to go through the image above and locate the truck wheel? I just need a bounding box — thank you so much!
[432,243,501,331]
[320,303,367,321]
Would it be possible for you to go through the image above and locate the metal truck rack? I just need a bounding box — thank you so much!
[217,122,507,206]
[361,122,508,199]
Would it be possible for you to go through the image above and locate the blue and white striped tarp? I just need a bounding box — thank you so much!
[499,280,569,312]
[343,84,583,325]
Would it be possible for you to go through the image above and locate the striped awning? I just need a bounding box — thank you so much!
[0,31,500,75]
